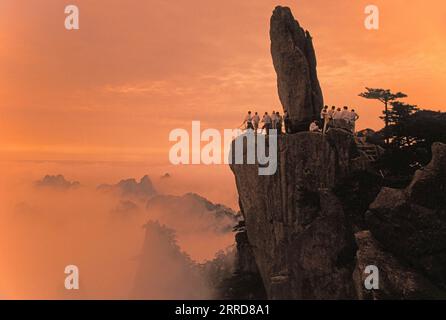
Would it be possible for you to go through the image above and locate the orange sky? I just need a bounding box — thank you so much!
[1,0,445,163]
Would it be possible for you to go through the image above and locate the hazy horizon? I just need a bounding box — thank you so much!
[1,0,445,300]
[1,0,445,162]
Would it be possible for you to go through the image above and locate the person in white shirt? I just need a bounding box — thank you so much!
[252,112,260,133]
[309,120,321,133]
[333,108,343,120]
[332,107,343,128]
[328,106,336,119]
[243,111,254,130]
[349,109,359,133]
[327,106,336,131]
[320,105,329,134]
[340,106,350,121]
[262,112,272,135]
[271,110,277,129]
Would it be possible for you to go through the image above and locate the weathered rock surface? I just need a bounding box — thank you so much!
[229,225,267,299]
[366,143,446,289]
[229,6,446,300]
[270,6,323,132]
[234,226,260,276]
[230,134,446,299]
[353,230,445,299]
[230,130,359,299]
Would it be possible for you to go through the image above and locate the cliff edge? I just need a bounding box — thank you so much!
[229,6,446,300]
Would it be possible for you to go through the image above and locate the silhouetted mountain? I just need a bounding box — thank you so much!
[132,221,210,299]
[98,175,157,200]
[146,193,239,234]
[35,174,80,190]
[111,200,140,217]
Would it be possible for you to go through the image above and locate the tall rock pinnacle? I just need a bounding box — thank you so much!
[270,6,323,132]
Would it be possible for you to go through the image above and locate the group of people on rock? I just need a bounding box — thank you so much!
[312,105,359,134]
[242,105,359,135]
[242,110,289,135]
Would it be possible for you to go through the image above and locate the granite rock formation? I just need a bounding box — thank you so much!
[365,143,446,291]
[218,222,267,300]
[230,130,360,299]
[230,131,446,300]
[353,230,444,299]
[270,6,323,132]
[229,6,446,300]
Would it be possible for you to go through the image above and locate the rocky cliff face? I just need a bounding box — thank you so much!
[230,132,446,300]
[270,6,323,132]
[353,230,445,299]
[365,142,446,293]
[231,130,360,299]
[229,6,446,300]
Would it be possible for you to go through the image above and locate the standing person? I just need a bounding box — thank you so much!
[349,109,360,133]
[320,105,329,134]
[243,111,254,130]
[327,106,336,130]
[284,111,291,134]
[275,111,283,134]
[252,112,260,133]
[332,107,343,128]
[341,106,350,121]
[271,110,277,129]
[323,105,329,115]
[330,106,337,119]
[328,106,336,119]
[340,106,352,131]
[262,112,272,135]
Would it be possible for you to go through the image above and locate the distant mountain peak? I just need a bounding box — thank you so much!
[98,175,157,200]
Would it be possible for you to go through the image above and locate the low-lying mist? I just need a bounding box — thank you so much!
[0,161,238,299]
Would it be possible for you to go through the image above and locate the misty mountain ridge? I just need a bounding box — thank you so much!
[97,175,157,200]
[146,193,240,234]
[35,174,80,190]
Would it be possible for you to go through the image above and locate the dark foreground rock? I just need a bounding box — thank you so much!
[230,132,446,299]
[366,143,446,290]
[217,224,267,300]
[353,230,445,299]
